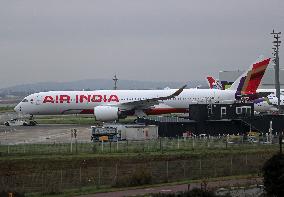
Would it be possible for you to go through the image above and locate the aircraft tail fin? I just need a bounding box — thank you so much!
[206,76,223,90]
[227,57,270,96]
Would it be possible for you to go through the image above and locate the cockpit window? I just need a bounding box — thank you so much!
[22,99,28,102]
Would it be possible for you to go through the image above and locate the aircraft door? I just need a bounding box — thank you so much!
[35,94,41,105]
[221,107,226,118]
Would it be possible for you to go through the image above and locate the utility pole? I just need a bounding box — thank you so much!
[113,74,118,90]
[279,133,283,154]
[271,30,281,112]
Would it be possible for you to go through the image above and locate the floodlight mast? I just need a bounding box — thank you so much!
[271,30,281,112]
[113,74,118,90]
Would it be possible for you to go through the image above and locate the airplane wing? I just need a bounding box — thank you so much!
[116,85,187,111]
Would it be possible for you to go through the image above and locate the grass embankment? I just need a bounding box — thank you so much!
[28,174,261,197]
[34,115,136,124]
[0,106,15,112]
[0,137,279,157]
[35,115,97,125]
[0,147,276,197]
[0,144,278,161]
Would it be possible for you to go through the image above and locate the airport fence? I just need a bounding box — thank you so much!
[0,151,273,194]
[0,136,279,156]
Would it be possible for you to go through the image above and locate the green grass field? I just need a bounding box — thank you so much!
[34,115,97,125]
[33,115,137,124]
[0,145,277,196]
[0,137,279,158]
[0,106,15,112]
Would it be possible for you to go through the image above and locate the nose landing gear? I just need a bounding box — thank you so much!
[29,115,33,120]
[25,115,37,126]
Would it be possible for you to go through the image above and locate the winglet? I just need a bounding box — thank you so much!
[172,85,187,97]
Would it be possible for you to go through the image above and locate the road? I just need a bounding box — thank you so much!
[78,177,263,197]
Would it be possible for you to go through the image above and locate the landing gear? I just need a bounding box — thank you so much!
[29,115,34,120]
[28,115,37,126]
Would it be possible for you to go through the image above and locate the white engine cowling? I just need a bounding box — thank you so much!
[94,106,119,121]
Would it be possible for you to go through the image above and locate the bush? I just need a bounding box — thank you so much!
[262,153,284,197]
[0,191,25,197]
[114,168,152,187]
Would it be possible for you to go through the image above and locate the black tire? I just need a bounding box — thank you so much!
[30,121,36,126]
[4,122,10,126]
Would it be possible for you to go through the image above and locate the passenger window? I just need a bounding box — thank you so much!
[22,99,28,102]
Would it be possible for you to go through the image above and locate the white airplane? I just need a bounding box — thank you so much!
[14,58,270,121]
[257,89,284,95]
[206,76,282,113]
[253,96,279,113]
[206,76,284,95]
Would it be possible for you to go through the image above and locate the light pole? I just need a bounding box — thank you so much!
[271,30,281,112]
[113,74,118,90]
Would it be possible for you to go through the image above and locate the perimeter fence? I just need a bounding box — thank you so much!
[0,137,279,194]
[0,151,273,194]
[0,136,279,156]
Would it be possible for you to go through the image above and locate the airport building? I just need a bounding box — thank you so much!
[138,104,284,137]
[219,68,284,89]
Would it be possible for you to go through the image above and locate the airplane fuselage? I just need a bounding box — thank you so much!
[15,89,236,115]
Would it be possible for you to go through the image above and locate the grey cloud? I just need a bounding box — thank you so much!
[0,0,283,88]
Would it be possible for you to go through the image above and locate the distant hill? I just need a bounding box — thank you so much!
[0,79,208,96]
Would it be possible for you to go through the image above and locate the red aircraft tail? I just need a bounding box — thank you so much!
[206,76,223,90]
[228,58,270,96]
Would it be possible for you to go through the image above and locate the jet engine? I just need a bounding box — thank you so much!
[94,106,121,121]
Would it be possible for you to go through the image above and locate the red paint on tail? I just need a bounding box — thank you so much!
[242,58,270,94]
[206,76,216,89]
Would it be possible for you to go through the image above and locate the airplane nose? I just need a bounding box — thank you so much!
[14,104,21,113]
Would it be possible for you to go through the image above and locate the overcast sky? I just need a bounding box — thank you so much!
[0,0,283,88]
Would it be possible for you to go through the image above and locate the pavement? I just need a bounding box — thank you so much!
[78,177,263,197]
[0,112,19,123]
[0,124,92,145]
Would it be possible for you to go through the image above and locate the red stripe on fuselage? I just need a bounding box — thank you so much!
[144,108,188,115]
[79,108,188,115]
[80,109,94,114]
